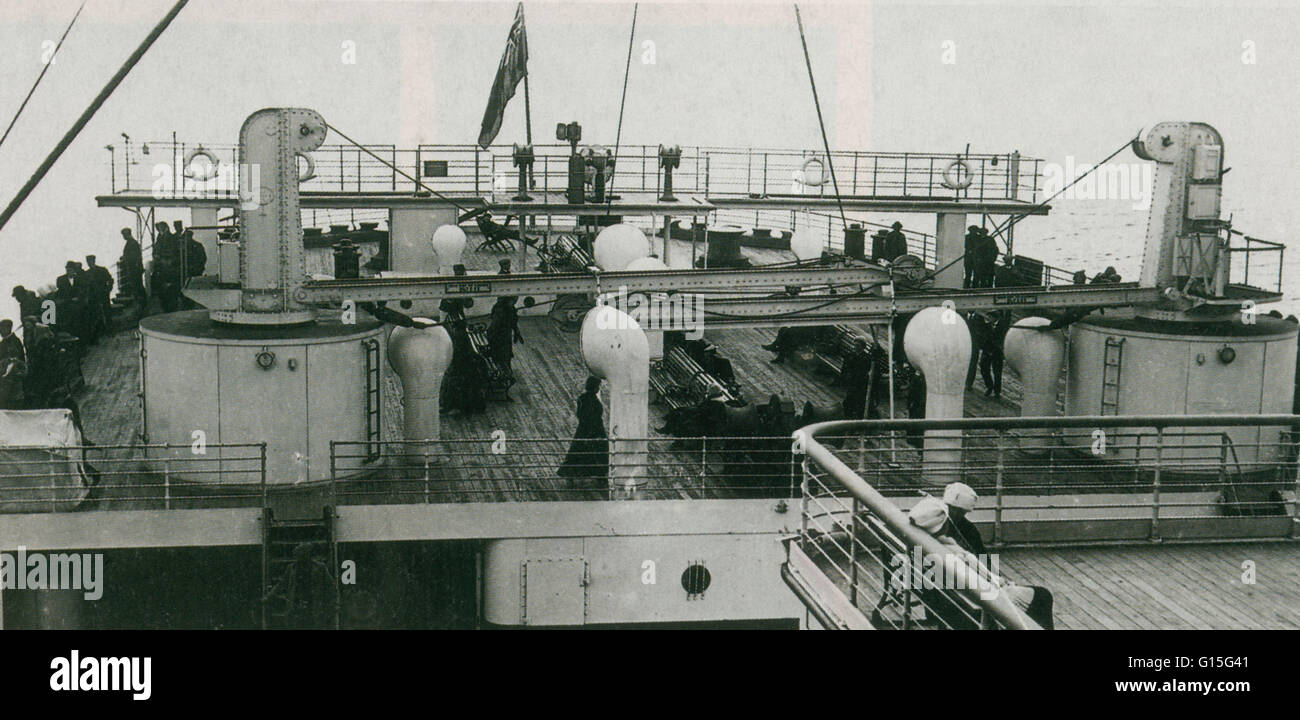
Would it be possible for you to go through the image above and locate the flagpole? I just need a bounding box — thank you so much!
[520,3,534,189]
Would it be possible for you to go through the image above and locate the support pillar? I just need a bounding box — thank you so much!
[388,207,458,273]
[934,212,967,289]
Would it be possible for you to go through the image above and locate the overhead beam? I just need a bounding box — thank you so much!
[297,271,1162,328]
[97,191,1050,217]
[298,265,895,303]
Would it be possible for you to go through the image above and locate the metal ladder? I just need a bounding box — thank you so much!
[261,506,340,629]
[1100,337,1125,415]
[363,338,381,461]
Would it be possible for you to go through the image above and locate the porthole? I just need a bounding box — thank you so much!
[681,562,711,597]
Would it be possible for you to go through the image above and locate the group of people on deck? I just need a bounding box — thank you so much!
[438,259,525,417]
[3,254,114,412]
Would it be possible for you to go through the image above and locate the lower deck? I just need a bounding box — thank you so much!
[998,541,1300,630]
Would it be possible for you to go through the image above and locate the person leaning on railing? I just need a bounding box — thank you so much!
[909,491,1055,629]
[934,485,1055,630]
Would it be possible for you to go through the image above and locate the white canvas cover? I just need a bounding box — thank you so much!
[0,409,91,513]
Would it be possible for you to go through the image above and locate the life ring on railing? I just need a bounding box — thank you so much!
[800,156,828,187]
[296,152,317,182]
[941,158,973,190]
[182,147,221,181]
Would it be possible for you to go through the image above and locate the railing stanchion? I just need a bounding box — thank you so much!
[1292,427,1300,539]
[799,457,810,542]
[849,496,859,606]
[330,441,338,508]
[994,429,1005,547]
[162,452,170,510]
[1151,427,1164,541]
[260,443,268,508]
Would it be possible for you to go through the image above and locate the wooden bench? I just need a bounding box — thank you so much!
[466,323,513,399]
[650,346,739,410]
[539,234,596,273]
[812,325,884,381]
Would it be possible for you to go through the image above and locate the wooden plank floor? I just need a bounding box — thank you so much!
[998,542,1300,629]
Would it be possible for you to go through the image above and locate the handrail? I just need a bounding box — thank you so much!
[800,414,1300,434]
[797,423,1039,630]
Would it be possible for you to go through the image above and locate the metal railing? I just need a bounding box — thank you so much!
[799,415,1300,544]
[1228,232,1285,294]
[329,436,799,504]
[105,138,1043,205]
[0,442,267,513]
[788,414,1300,629]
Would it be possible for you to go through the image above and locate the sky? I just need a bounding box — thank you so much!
[0,0,1297,321]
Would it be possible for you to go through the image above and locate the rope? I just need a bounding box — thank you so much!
[989,133,1140,245]
[603,2,638,217]
[794,5,849,238]
[0,1,86,153]
[925,133,1141,282]
[323,121,477,215]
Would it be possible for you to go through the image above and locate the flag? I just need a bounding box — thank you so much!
[477,4,529,149]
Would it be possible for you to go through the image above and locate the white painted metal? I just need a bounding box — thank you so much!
[140,317,384,484]
[1065,318,1297,467]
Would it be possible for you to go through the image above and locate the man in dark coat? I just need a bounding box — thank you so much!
[181,230,207,279]
[440,319,487,415]
[84,255,114,339]
[840,337,874,420]
[118,228,146,310]
[905,369,926,448]
[11,286,41,320]
[971,229,999,288]
[558,376,609,484]
[994,254,1021,289]
[0,321,23,410]
[487,295,523,391]
[151,223,184,313]
[884,221,908,262]
[980,313,1008,398]
[963,226,982,288]
[52,267,90,346]
[19,316,55,408]
[965,312,991,392]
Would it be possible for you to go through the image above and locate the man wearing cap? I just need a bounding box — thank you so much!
[884,221,908,262]
[118,228,146,309]
[84,255,114,339]
[942,482,987,555]
[939,482,1055,629]
[971,228,999,288]
[963,226,983,288]
[840,337,874,420]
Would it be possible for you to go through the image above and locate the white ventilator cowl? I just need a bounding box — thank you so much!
[904,306,971,486]
[387,322,453,461]
[625,256,669,272]
[431,224,467,274]
[1002,316,1066,419]
[593,223,651,271]
[790,228,822,261]
[581,305,649,498]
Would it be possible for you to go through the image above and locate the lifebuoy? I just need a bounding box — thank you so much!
[800,156,828,187]
[183,147,220,181]
[941,158,973,190]
[296,152,316,182]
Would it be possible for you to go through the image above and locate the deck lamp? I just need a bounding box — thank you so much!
[558,122,585,204]
[659,144,682,202]
[512,143,534,201]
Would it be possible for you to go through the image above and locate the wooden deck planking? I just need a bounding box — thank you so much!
[998,542,1300,629]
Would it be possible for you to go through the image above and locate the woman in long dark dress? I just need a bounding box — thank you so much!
[557,376,608,484]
